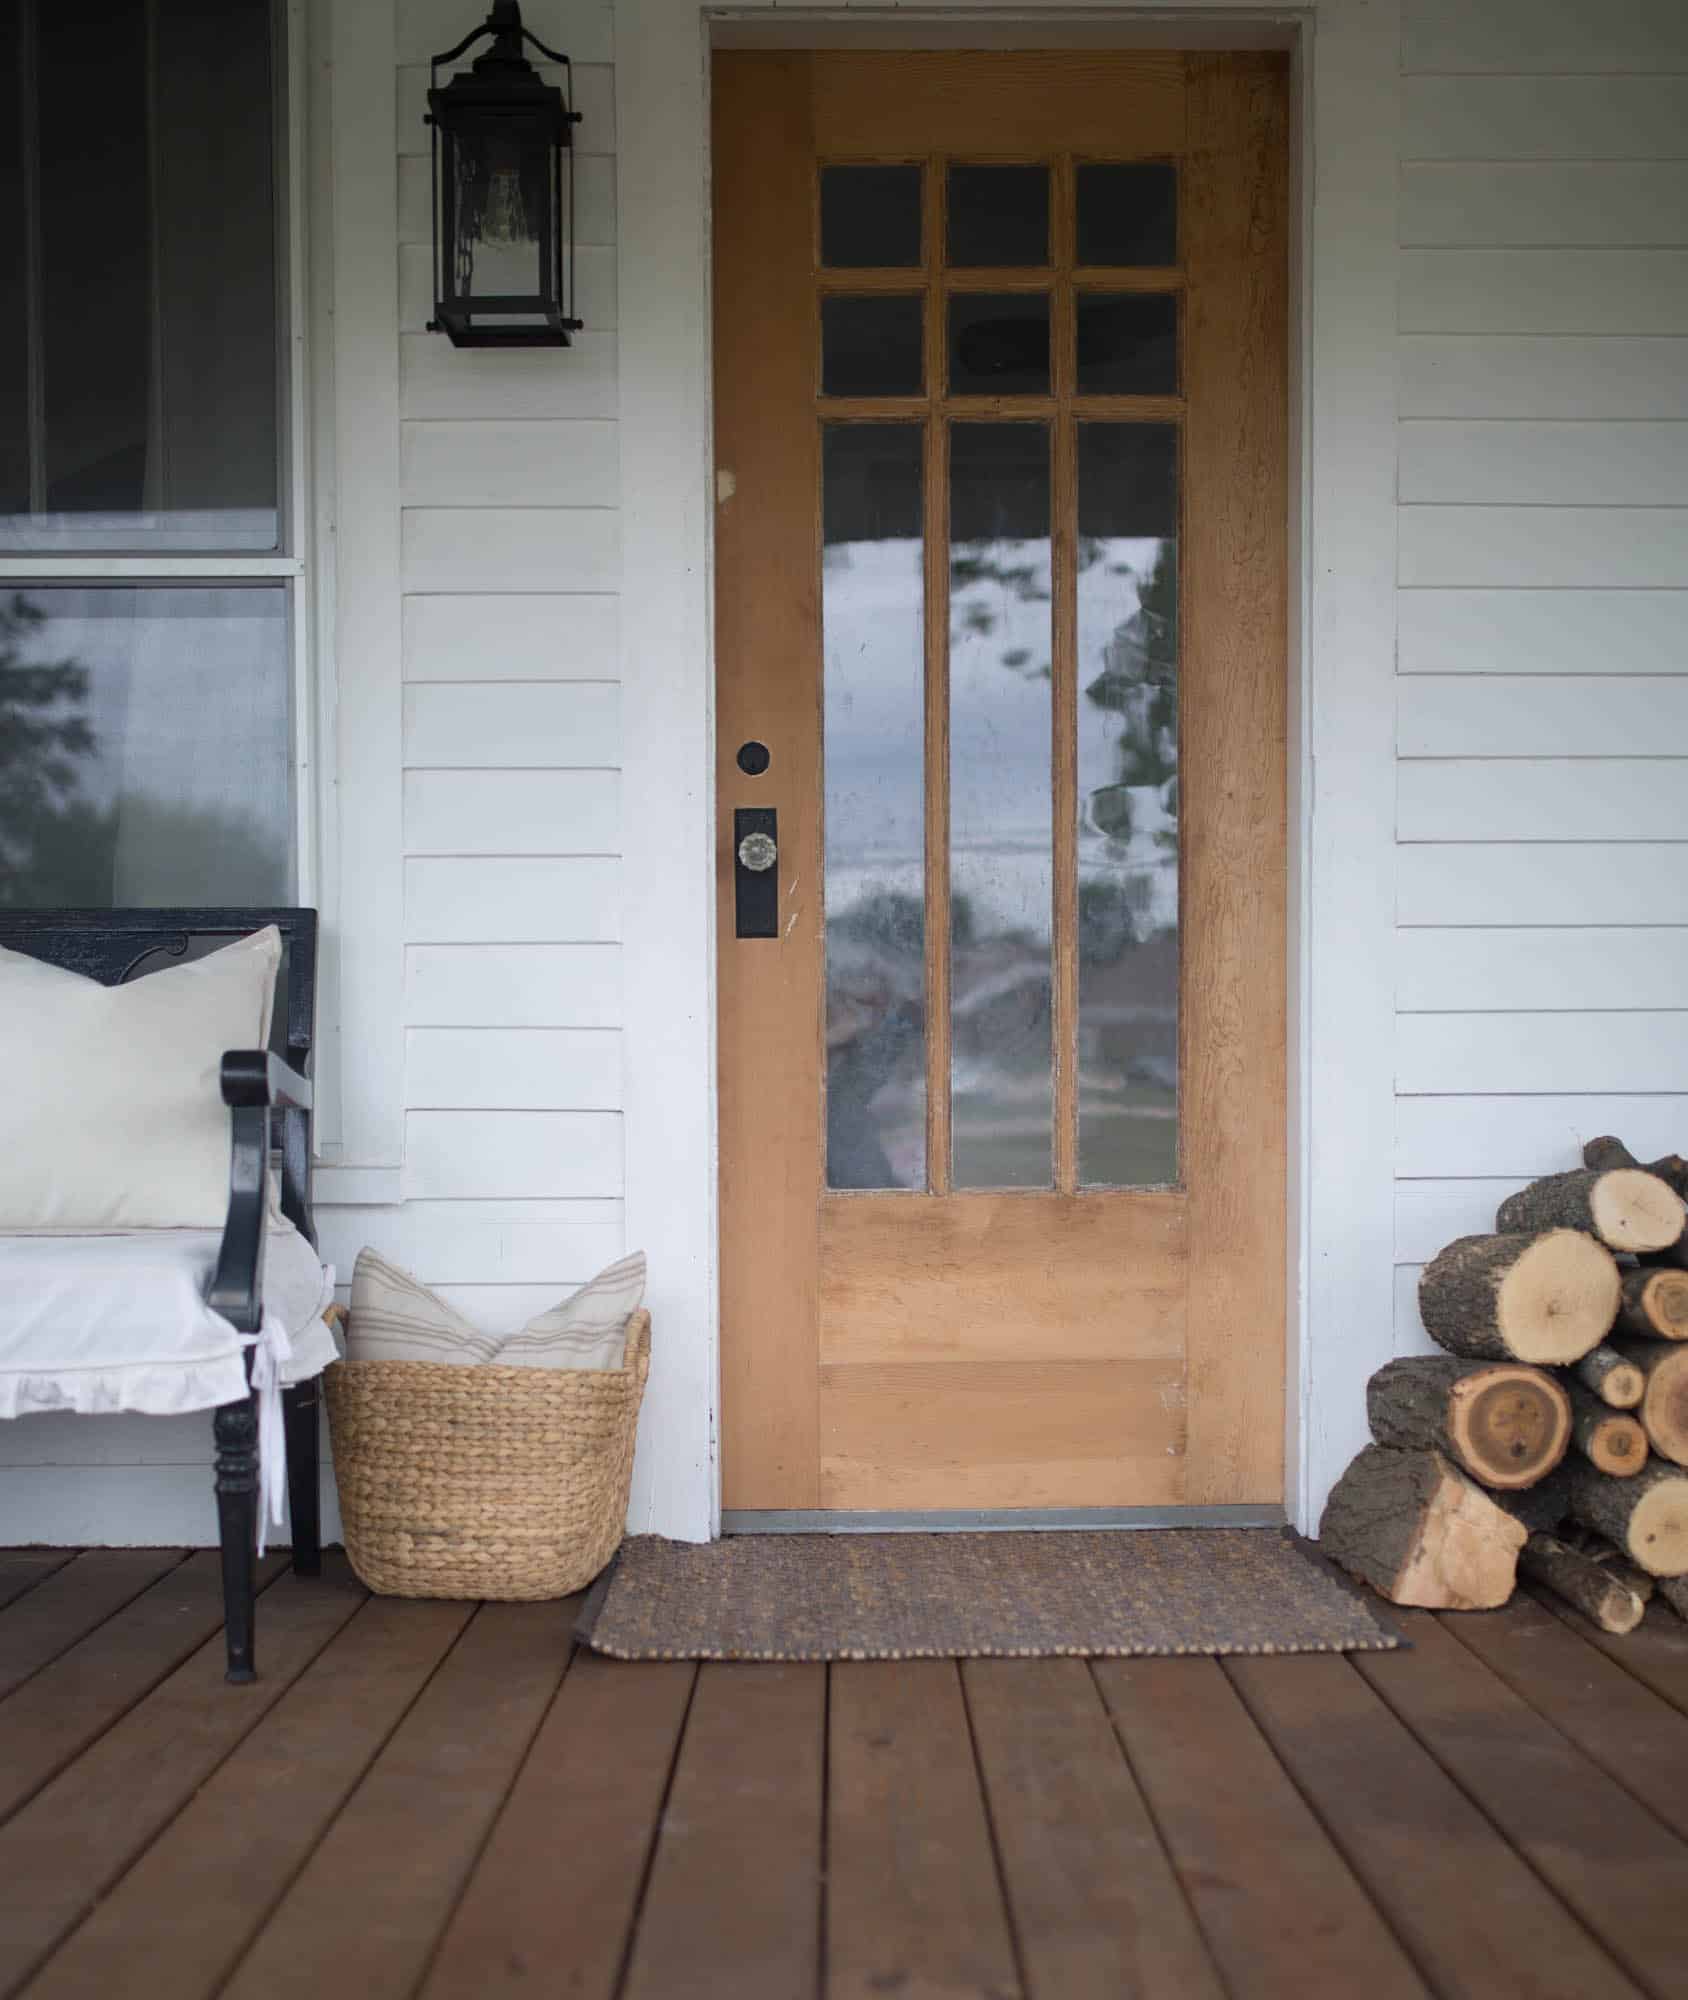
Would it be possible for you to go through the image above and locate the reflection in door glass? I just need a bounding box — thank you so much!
[822,425,927,1191]
[1076,424,1179,1185]
[949,424,1053,1189]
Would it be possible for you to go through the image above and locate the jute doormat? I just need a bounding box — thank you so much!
[576,1529,1400,1661]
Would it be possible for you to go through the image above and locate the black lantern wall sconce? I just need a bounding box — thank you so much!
[426,0,581,347]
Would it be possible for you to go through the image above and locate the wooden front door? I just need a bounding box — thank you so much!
[714,50,1288,1516]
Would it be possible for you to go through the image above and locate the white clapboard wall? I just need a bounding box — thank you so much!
[1394,0,1688,1357]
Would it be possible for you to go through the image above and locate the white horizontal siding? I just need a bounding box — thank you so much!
[1399,423,1688,506]
[1400,251,1688,333]
[404,682,620,768]
[405,856,620,942]
[404,1111,623,1200]
[1399,760,1688,841]
[406,1029,622,1109]
[400,335,618,421]
[405,944,622,1027]
[1398,589,1687,675]
[1399,843,1688,925]
[1399,676,1688,755]
[1398,1013,1688,1095]
[1403,0,1688,75]
[1395,1179,1526,1263]
[1399,930,1688,1011]
[1400,339,1688,420]
[402,422,620,507]
[404,594,619,681]
[1401,164,1688,249]
[405,769,620,855]
[314,1198,624,1285]
[1394,1267,1434,1359]
[1398,1095,1688,1178]
[1400,506,1688,588]
[401,508,620,594]
[1402,76,1688,161]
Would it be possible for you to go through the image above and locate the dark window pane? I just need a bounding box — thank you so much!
[823,426,926,1190]
[0,586,291,909]
[949,424,1053,1190]
[0,5,30,519]
[0,0,279,553]
[946,164,1049,267]
[822,295,924,398]
[948,294,1050,396]
[821,165,922,269]
[1076,424,1179,1186]
[1076,293,1179,395]
[1076,162,1178,267]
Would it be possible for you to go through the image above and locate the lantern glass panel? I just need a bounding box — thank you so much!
[446,120,555,310]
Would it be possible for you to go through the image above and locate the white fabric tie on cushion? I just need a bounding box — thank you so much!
[245,1311,293,1557]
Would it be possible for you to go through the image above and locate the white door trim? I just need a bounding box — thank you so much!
[615,0,1401,1540]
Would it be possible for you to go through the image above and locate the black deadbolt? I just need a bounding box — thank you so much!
[737,740,771,776]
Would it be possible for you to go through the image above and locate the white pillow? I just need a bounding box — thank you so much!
[347,1248,645,1372]
[0,925,281,1231]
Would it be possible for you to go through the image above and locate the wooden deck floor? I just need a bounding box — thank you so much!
[3,1549,1688,2000]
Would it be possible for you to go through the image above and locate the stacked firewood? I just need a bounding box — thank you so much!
[1320,1137,1688,1633]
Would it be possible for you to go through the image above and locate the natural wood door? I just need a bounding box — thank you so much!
[714,51,1288,1514]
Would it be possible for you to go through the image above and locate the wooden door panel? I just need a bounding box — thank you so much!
[714,50,1288,1516]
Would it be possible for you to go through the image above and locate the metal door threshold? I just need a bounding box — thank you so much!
[722,1505,1286,1535]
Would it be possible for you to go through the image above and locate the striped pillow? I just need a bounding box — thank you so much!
[346,1249,644,1371]
[492,1252,646,1371]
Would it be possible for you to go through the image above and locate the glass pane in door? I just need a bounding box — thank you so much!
[822,425,927,1191]
[1076,423,1179,1185]
[949,423,1053,1189]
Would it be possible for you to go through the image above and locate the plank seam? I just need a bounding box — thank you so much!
[1522,1582,1688,1725]
[608,1661,701,2000]
[954,1662,1031,2000]
[0,1549,192,1707]
[1351,1638,1667,2000]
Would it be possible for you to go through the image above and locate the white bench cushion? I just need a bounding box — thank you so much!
[0,1220,336,1419]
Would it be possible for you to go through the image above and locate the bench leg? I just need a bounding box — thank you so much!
[283,1379,322,1577]
[213,1393,260,1684]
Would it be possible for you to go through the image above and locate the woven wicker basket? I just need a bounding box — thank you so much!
[324,1310,650,1600]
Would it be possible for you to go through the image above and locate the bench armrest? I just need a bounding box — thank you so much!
[208,1051,315,1337]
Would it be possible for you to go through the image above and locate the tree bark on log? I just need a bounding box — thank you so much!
[1569,1461,1688,1576]
[1520,1533,1646,1634]
[1659,1574,1688,1621]
[1574,1343,1647,1409]
[1496,1168,1685,1256]
[1491,1464,1574,1538]
[1418,1230,1620,1367]
[1584,1135,1688,1202]
[1319,1445,1526,1609]
[1365,1357,1570,1490]
[1607,1337,1688,1466]
[1616,1265,1688,1341]
[1566,1380,1648,1477]
[1564,1529,1656,1603]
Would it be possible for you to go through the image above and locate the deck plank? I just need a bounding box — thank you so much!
[1092,1657,1431,2000]
[1225,1650,1642,2000]
[24,1590,469,2000]
[0,1553,75,1617]
[221,1601,569,2000]
[963,1658,1225,2000]
[623,1663,825,2000]
[420,1650,695,2000]
[1527,1585,1688,1722]
[827,1661,1023,2000]
[0,1550,282,1823]
[0,1564,363,1996]
[0,1549,185,1704]
[1356,1610,1688,2000]
[1441,1595,1688,1846]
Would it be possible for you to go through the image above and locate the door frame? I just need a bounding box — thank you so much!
[616,1,1402,1542]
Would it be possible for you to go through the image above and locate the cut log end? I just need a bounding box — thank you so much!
[1620,1267,1688,1342]
[1591,1169,1688,1257]
[1574,1344,1647,1411]
[1578,1410,1648,1479]
[1451,1368,1571,1490]
[1611,1338,1688,1468]
[1420,1230,1620,1368]
[1571,1462,1688,1578]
